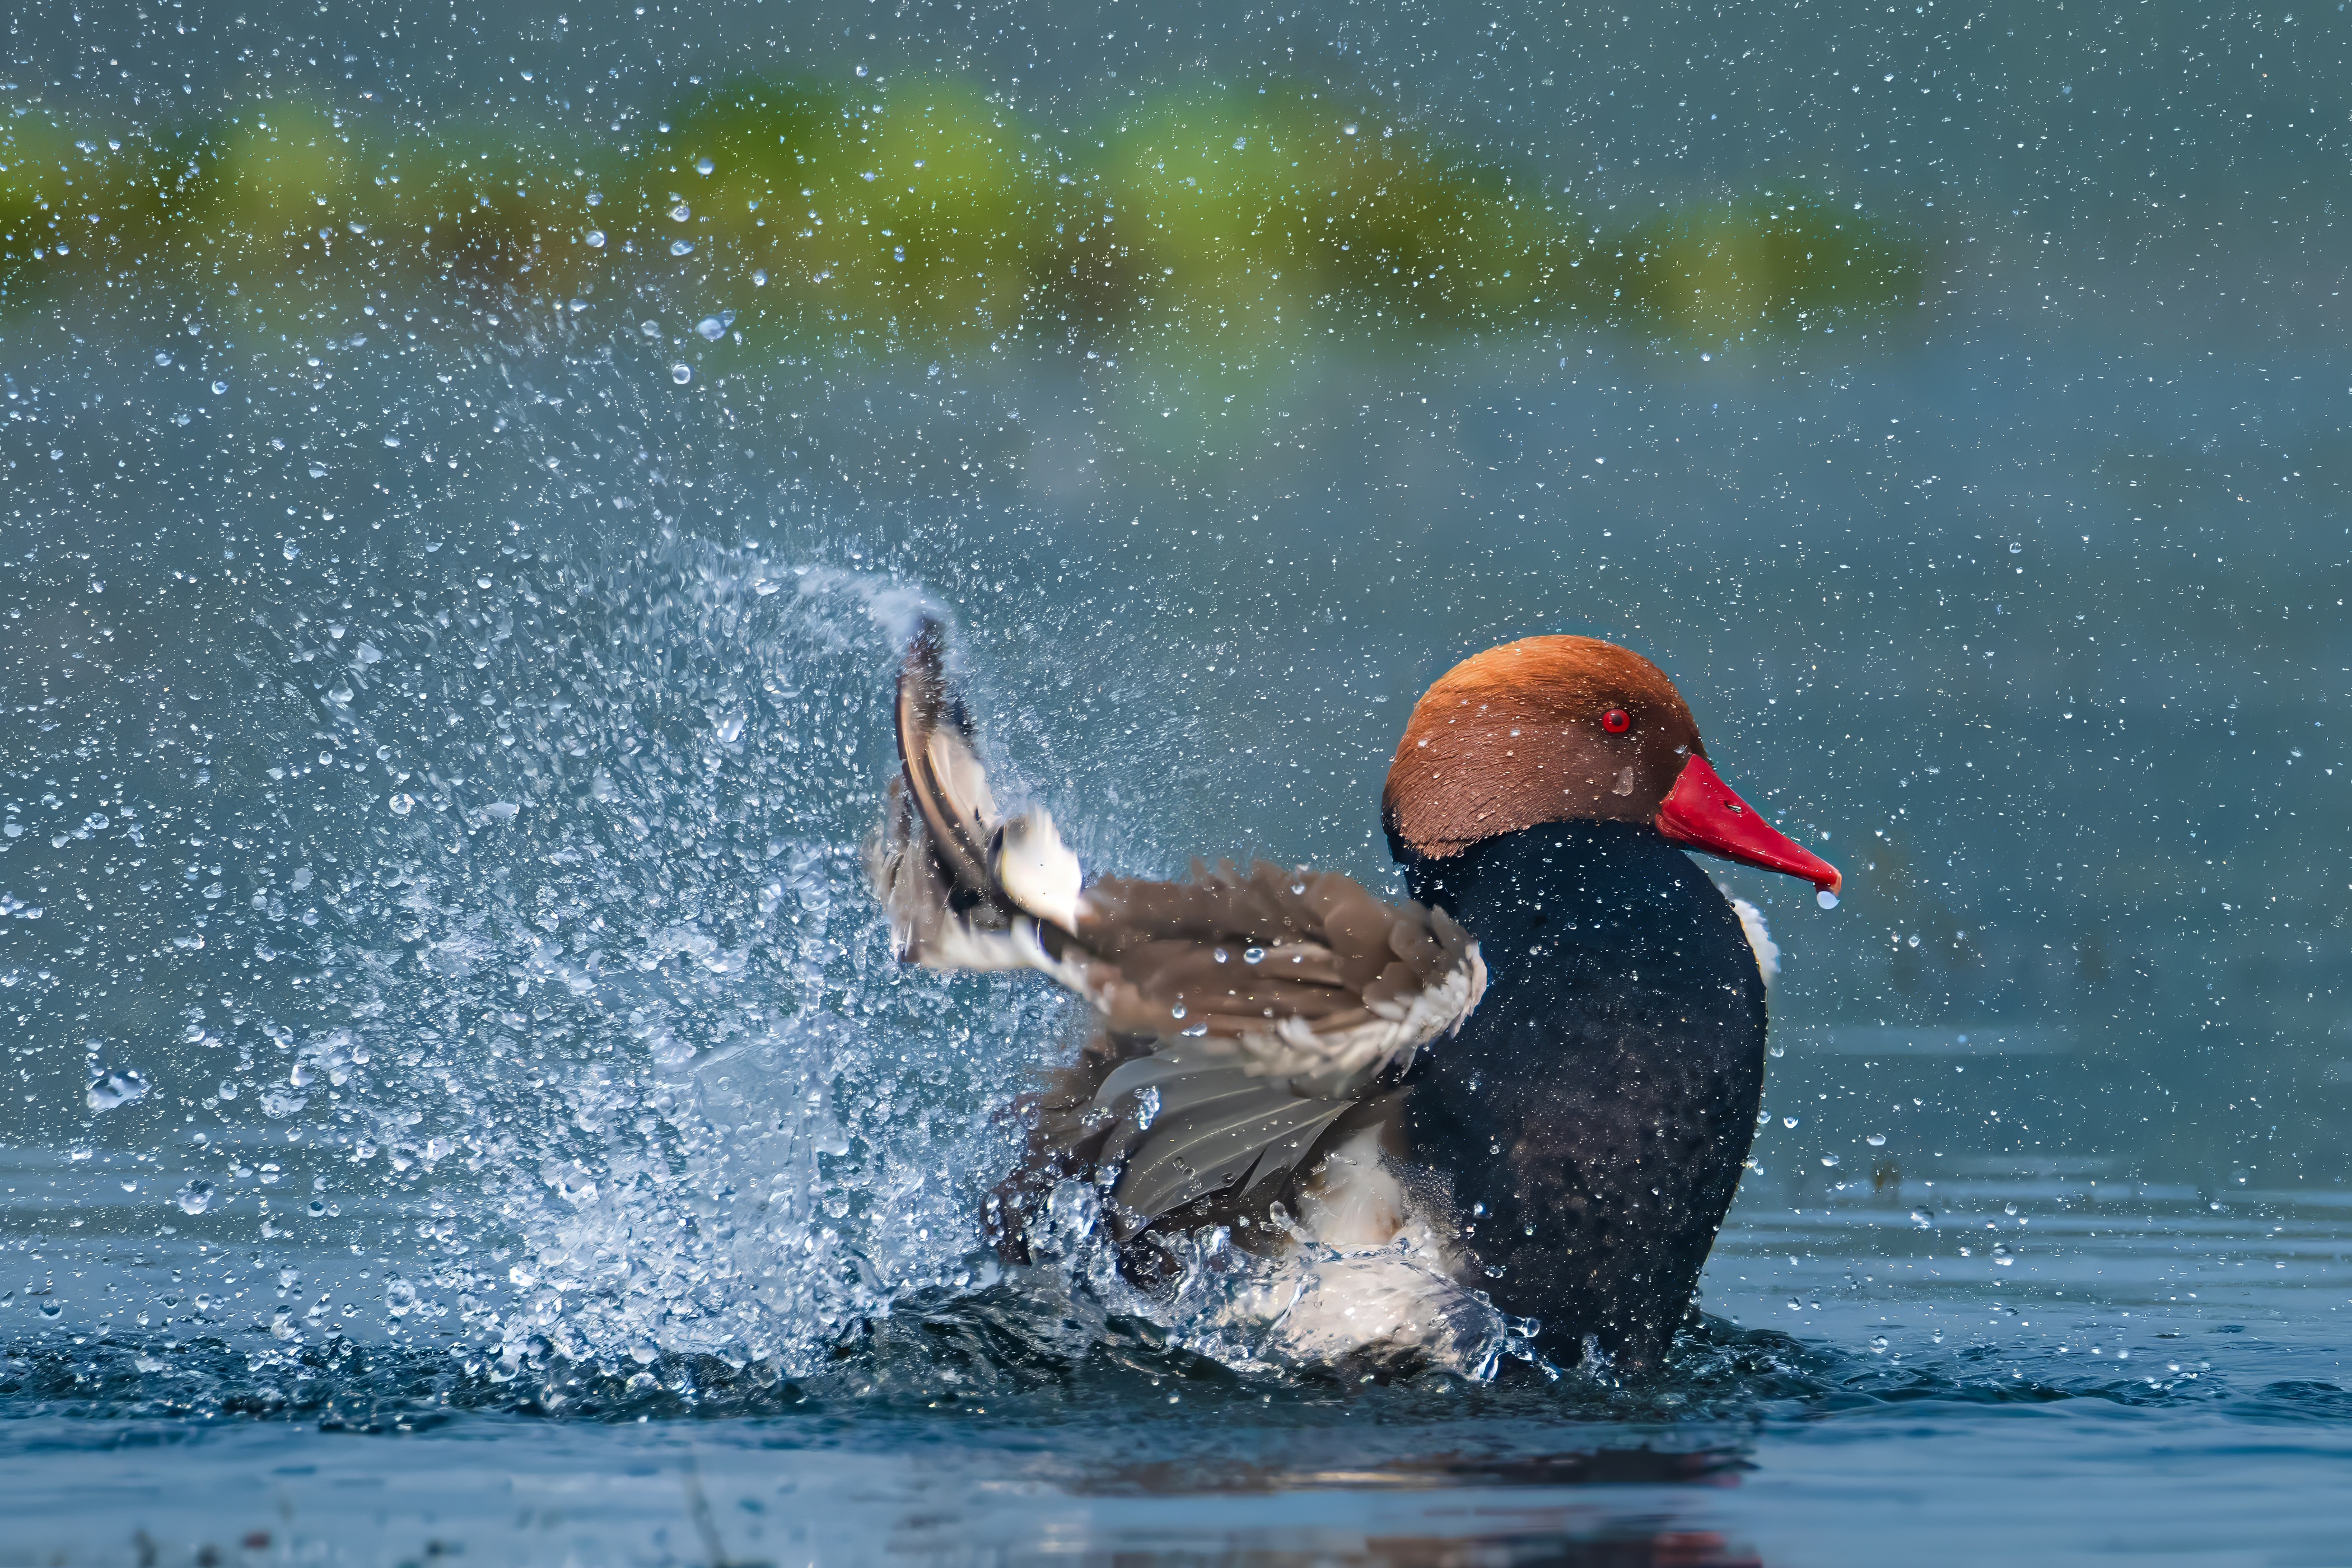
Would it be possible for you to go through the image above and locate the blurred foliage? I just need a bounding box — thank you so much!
[1088,91,1553,338]
[0,76,1918,352]
[650,78,1033,343]
[1623,197,1915,339]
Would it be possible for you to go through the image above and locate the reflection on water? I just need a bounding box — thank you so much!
[1095,1450,1748,1496]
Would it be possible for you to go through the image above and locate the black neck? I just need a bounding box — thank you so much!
[1395,820,1769,1374]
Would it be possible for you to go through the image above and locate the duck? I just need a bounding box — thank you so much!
[866,621,1839,1376]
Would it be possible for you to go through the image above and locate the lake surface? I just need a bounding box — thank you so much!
[7,1166,2348,1566]
[4,0,2349,1560]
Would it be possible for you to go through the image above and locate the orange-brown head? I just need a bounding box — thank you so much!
[1383,635,1840,892]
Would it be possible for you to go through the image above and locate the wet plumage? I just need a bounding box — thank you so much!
[868,623,1837,1376]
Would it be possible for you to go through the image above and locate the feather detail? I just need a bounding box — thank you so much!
[869,622,1488,1250]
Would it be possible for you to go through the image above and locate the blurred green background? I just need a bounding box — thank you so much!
[2,74,1916,351]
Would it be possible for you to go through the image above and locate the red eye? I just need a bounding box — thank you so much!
[1600,708,1633,735]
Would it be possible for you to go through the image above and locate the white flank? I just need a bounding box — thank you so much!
[1235,1130,1492,1368]
[1732,895,1780,988]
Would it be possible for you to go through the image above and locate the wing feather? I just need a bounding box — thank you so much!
[1089,1051,1358,1230]
[871,624,1488,1258]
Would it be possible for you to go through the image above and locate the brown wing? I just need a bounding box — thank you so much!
[1068,861,1485,1087]
[988,1028,1399,1260]
[867,618,1084,971]
[865,626,1486,1262]
[988,861,1486,1261]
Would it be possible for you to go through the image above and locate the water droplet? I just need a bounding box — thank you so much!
[1169,1002,1187,1020]
[1782,1116,1799,1129]
[554,1163,599,1205]
[1866,1132,1887,1147]
[1821,1154,1841,1168]
[695,157,715,176]
[175,1178,215,1215]
[217,1080,238,1100]
[86,1066,148,1112]
[388,792,416,816]
[1135,1085,1161,1130]
[1817,889,1840,909]
[670,239,694,256]
[211,380,227,394]
[671,363,693,385]
[39,1301,61,1318]
[670,202,692,222]
[155,351,173,366]
[1243,946,1266,964]
[697,316,726,340]
[283,539,300,561]
[584,229,606,248]
[752,268,768,286]
[1910,1207,1935,1227]
[385,1277,418,1317]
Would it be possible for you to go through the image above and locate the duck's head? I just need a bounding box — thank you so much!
[1383,635,1841,895]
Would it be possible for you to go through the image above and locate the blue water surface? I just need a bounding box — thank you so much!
[5,0,2351,1560]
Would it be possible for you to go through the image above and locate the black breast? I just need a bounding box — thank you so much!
[1401,820,1768,1375]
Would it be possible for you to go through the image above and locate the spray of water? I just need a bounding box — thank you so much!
[220,532,1528,1385]
[287,544,1045,1375]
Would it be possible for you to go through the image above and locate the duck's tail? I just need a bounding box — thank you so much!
[864,618,1086,972]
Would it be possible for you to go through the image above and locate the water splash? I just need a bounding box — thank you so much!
[112,536,1088,1378]
[85,1067,149,1113]
[6,427,1519,1387]
[368,545,1055,1374]
[1016,1177,1544,1384]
